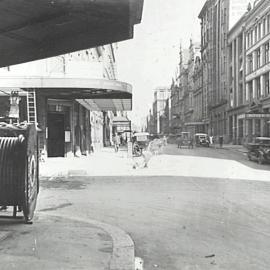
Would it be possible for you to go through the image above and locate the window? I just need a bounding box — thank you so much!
[256,78,261,98]
[265,43,269,64]
[247,54,253,73]
[255,26,258,42]
[248,81,253,101]
[266,73,270,96]
[256,49,261,69]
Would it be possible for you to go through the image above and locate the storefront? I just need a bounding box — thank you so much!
[238,113,270,142]
[0,77,133,157]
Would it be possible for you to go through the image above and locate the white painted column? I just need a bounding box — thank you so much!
[253,51,256,71]
[252,79,256,99]
[261,75,265,97]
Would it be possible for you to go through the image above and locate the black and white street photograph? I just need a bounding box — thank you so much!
[1,0,270,269]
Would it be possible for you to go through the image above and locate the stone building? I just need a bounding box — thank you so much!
[0,45,132,157]
[199,0,251,141]
[243,0,270,140]
[152,87,171,134]
[228,15,247,144]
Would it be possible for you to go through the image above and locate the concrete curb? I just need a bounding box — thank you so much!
[39,212,135,270]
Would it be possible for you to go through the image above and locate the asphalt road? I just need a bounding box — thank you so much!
[36,145,270,270]
[2,145,270,270]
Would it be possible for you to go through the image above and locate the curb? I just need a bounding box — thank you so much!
[39,212,135,270]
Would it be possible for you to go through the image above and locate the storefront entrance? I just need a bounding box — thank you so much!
[47,113,65,157]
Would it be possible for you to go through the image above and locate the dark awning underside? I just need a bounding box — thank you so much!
[0,0,143,68]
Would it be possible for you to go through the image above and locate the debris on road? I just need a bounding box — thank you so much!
[205,254,215,258]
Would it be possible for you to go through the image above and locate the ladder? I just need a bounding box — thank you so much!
[27,89,37,123]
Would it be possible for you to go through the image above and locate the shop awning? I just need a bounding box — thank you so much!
[184,122,205,126]
[112,116,131,126]
[0,0,143,68]
[0,77,132,111]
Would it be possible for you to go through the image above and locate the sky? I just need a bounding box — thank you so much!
[116,0,206,127]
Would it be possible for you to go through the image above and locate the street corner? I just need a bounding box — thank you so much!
[0,214,113,270]
[39,213,136,270]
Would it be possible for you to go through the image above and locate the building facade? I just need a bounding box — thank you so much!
[199,0,251,141]
[152,87,171,134]
[243,0,270,140]
[0,44,131,157]
[228,15,247,144]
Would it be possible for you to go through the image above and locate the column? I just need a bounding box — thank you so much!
[261,74,265,97]
[252,119,256,137]
[235,39,239,107]
[246,83,249,101]
[252,79,256,99]
[260,119,264,136]
[236,115,239,142]
[253,51,257,71]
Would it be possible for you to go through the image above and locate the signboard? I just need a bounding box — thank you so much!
[238,113,270,119]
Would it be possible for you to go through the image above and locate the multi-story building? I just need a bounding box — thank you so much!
[227,0,270,143]
[193,53,205,133]
[243,0,270,140]
[160,97,171,135]
[152,87,171,134]
[0,44,132,157]
[199,0,251,141]
[228,15,247,144]
[170,47,189,134]
[183,40,202,134]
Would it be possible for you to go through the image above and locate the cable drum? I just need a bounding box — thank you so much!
[0,123,39,222]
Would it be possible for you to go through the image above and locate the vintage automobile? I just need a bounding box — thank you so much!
[194,133,210,147]
[132,132,150,156]
[246,137,270,164]
[177,132,193,149]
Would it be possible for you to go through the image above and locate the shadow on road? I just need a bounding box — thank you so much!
[164,143,270,171]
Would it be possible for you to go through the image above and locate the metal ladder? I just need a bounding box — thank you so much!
[27,89,37,123]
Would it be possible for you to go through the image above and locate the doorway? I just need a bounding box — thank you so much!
[47,113,65,157]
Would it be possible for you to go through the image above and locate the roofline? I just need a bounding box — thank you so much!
[198,0,209,19]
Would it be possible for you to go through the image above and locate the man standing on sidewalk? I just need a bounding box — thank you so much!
[113,133,120,153]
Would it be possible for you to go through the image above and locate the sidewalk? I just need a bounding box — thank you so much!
[220,143,248,154]
[0,147,135,270]
[39,146,133,178]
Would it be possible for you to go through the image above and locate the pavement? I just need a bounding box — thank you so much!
[0,146,136,270]
[1,143,267,270]
[39,144,270,181]
[220,143,248,154]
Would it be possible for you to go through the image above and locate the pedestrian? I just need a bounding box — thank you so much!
[219,136,223,148]
[113,133,120,152]
[209,135,213,145]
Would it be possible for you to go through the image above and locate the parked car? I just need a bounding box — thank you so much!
[246,137,270,164]
[194,133,210,147]
[177,132,193,149]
